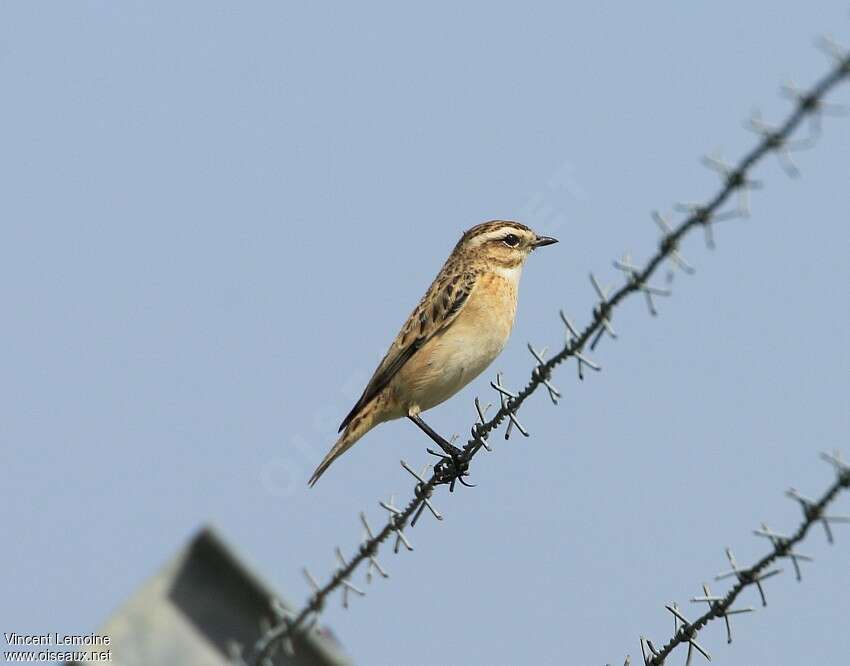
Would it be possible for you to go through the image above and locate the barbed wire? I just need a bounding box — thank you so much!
[633,451,850,666]
[245,36,850,666]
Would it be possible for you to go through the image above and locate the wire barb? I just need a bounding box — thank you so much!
[674,201,718,248]
[816,34,848,63]
[401,461,444,526]
[785,487,850,544]
[652,210,696,272]
[527,343,562,404]
[701,152,763,217]
[744,109,803,177]
[380,494,415,553]
[359,512,389,582]
[690,583,753,644]
[490,372,530,438]
[334,547,366,609]
[612,252,672,316]
[559,309,602,380]
[752,522,813,581]
[472,397,494,451]
[820,450,850,483]
[666,603,711,665]
[639,636,660,665]
[588,272,618,349]
[715,547,782,607]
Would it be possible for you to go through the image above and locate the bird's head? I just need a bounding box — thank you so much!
[456,220,558,269]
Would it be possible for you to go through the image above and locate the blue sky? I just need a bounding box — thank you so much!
[1,2,848,664]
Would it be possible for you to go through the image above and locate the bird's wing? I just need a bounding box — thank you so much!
[339,266,478,432]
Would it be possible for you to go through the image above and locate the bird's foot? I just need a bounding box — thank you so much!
[426,446,474,489]
[409,414,474,489]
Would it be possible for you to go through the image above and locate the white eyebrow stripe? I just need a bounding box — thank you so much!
[467,227,519,246]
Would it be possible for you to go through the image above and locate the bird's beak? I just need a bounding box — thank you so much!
[533,235,558,248]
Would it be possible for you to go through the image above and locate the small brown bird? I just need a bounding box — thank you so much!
[309,221,557,486]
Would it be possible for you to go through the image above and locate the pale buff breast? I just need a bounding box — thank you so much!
[392,268,520,414]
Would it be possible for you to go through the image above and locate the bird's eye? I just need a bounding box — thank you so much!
[503,233,520,247]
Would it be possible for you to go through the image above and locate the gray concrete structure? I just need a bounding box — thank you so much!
[68,528,351,666]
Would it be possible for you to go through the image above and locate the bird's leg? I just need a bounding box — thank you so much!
[407,414,463,458]
[407,414,474,490]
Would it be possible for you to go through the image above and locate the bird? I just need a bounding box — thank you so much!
[308,220,558,486]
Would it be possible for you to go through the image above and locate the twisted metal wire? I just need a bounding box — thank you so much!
[636,451,850,666]
[251,473,439,663]
[249,40,850,666]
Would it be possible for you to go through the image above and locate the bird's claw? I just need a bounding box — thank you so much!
[427,447,473,490]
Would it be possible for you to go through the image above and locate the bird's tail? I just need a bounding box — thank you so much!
[308,398,382,487]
